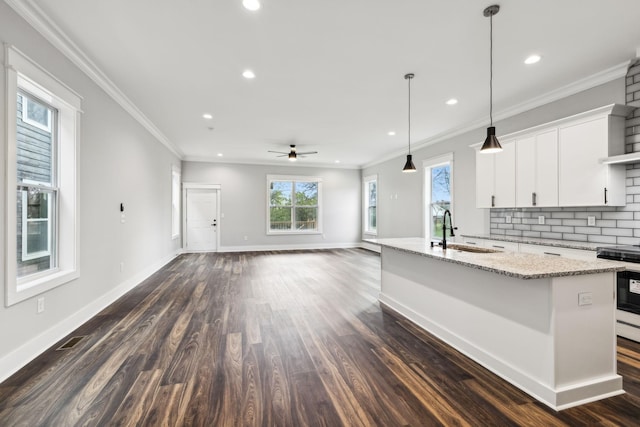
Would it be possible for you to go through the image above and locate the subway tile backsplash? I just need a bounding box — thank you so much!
[490,60,640,245]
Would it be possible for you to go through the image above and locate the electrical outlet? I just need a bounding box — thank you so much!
[587,216,596,226]
[505,215,512,224]
[37,297,45,314]
[538,215,545,225]
[120,262,124,272]
[578,292,593,306]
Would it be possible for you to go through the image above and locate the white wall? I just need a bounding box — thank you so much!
[362,79,625,240]
[0,3,181,380]
[182,162,361,250]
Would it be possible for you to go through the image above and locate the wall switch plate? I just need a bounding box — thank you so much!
[587,216,596,226]
[37,297,45,314]
[538,216,545,225]
[505,215,512,224]
[578,292,593,306]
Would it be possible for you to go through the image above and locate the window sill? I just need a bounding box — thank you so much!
[8,268,79,306]
[363,231,378,237]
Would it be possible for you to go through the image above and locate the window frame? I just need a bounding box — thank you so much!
[5,45,81,306]
[423,153,454,241]
[363,174,377,236]
[266,175,323,235]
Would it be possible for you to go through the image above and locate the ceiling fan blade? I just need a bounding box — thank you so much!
[268,150,289,155]
[296,151,318,155]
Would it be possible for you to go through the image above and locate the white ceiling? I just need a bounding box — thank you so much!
[19,0,640,168]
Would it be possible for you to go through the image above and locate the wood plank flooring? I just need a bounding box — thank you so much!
[1,249,640,426]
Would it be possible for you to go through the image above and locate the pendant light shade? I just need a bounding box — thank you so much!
[480,5,502,154]
[402,73,417,172]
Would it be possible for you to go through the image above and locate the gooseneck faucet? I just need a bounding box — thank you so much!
[442,209,456,250]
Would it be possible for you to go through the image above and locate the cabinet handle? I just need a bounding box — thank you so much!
[492,245,505,249]
[491,195,495,207]
[532,192,537,206]
[604,188,608,204]
[543,252,561,256]
[465,242,477,245]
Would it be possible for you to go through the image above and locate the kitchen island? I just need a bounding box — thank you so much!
[367,237,625,410]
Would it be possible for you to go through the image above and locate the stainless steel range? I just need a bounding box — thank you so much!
[597,245,640,342]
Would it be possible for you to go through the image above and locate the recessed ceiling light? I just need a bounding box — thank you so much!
[335,160,341,164]
[446,98,458,105]
[524,54,541,65]
[203,113,213,119]
[388,131,396,136]
[242,69,256,79]
[242,0,261,11]
[217,153,223,157]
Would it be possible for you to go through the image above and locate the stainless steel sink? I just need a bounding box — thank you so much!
[445,244,501,254]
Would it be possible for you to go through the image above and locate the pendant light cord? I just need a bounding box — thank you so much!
[489,12,493,127]
[408,76,412,154]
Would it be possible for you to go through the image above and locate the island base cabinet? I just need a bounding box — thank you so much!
[378,247,622,410]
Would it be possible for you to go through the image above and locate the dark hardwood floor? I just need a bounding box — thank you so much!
[1,249,640,426]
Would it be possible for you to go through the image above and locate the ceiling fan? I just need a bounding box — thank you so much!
[268,144,318,161]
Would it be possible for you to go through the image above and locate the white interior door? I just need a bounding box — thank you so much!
[186,188,218,251]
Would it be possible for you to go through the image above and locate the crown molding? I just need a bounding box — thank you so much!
[362,60,631,170]
[5,0,183,158]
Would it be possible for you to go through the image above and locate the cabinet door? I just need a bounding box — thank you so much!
[535,130,558,207]
[476,149,494,208]
[558,117,608,206]
[493,141,516,207]
[516,136,536,207]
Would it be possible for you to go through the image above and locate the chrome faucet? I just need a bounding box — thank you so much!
[442,209,457,250]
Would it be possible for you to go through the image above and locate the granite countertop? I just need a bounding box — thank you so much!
[364,237,625,280]
[459,233,606,251]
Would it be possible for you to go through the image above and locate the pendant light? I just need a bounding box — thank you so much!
[480,4,502,154]
[402,73,417,172]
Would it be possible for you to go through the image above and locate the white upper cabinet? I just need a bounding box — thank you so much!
[516,130,558,208]
[558,110,628,206]
[475,140,515,208]
[474,104,631,209]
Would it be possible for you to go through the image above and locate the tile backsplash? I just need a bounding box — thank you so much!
[490,60,640,245]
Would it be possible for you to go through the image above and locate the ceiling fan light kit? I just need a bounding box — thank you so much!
[268,144,318,162]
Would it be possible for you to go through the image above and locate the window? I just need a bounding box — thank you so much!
[267,175,322,234]
[5,46,81,306]
[363,175,377,235]
[424,153,453,241]
[171,165,181,239]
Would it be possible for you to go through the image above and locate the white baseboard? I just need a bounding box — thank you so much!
[379,292,623,411]
[217,242,361,252]
[0,252,179,383]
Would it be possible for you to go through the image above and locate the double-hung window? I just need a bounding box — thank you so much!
[267,175,322,234]
[5,46,81,306]
[424,153,454,241]
[363,175,377,235]
[171,165,181,239]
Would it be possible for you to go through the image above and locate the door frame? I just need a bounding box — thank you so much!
[182,182,221,252]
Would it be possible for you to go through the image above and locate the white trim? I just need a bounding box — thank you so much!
[362,61,630,170]
[0,252,178,383]
[218,242,360,252]
[3,2,182,158]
